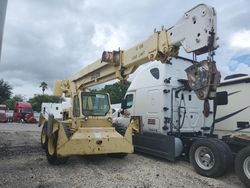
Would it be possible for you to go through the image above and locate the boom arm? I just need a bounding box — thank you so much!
[55,4,219,99]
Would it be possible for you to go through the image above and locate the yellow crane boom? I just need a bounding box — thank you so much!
[55,4,219,100]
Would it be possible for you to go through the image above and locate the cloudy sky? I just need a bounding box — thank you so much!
[0,0,250,100]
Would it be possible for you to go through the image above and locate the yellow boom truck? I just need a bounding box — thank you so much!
[39,4,220,165]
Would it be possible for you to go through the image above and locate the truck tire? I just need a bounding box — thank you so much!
[41,123,47,149]
[189,138,228,177]
[113,123,126,136]
[46,132,68,165]
[235,146,250,187]
[209,138,233,169]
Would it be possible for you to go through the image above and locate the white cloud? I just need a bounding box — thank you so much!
[91,24,128,51]
[230,29,250,49]
[234,63,250,74]
[1,0,250,98]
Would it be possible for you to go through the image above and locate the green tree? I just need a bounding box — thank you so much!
[40,82,48,94]
[0,79,12,103]
[5,94,24,110]
[28,94,64,112]
[98,81,130,104]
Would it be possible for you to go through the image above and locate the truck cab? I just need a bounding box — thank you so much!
[13,102,36,123]
[114,57,214,136]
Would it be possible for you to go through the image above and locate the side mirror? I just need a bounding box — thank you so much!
[216,91,228,105]
[121,99,127,110]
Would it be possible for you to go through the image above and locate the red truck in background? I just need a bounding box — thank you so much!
[13,102,36,123]
[0,104,7,122]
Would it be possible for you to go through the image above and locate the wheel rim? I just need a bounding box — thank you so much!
[195,146,215,170]
[243,156,250,179]
[41,127,46,144]
[48,136,55,155]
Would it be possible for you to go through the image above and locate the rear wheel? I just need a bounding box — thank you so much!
[189,138,228,177]
[41,123,47,149]
[46,132,68,165]
[235,146,250,187]
[209,138,233,169]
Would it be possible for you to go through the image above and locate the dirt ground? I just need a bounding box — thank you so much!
[0,123,244,188]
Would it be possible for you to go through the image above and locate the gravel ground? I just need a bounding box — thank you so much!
[0,123,244,188]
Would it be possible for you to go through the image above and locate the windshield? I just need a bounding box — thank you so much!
[21,108,33,113]
[81,92,110,116]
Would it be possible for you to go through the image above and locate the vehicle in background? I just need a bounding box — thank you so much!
[40,102,71,120]
[215,74,250,136]
[6,109,13,122]
[0,104,7,122]
[214,73,250,186]
[33,111,40,122]
[39,101,71,149]
[12,102,36,123]
[111,103,121,119]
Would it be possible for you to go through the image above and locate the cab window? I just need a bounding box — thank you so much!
[150,68,160,79]
[126,94,133,108]
[82,92,110,116]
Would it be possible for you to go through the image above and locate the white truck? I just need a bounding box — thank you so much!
[40,102,71,120]
[40,102,71,149]
[113,59,250,186]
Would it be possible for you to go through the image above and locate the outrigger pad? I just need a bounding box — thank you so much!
[185,60,221,100]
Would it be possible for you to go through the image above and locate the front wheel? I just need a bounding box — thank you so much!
[46,132,68,165]
[189,138,228,177]
[235,146,250,187]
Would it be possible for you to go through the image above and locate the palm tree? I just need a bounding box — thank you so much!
[40,82,48,95]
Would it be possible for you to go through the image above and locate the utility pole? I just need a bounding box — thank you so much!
[0,0,8,62]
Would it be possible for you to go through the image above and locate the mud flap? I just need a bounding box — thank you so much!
[133,133,176,161]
